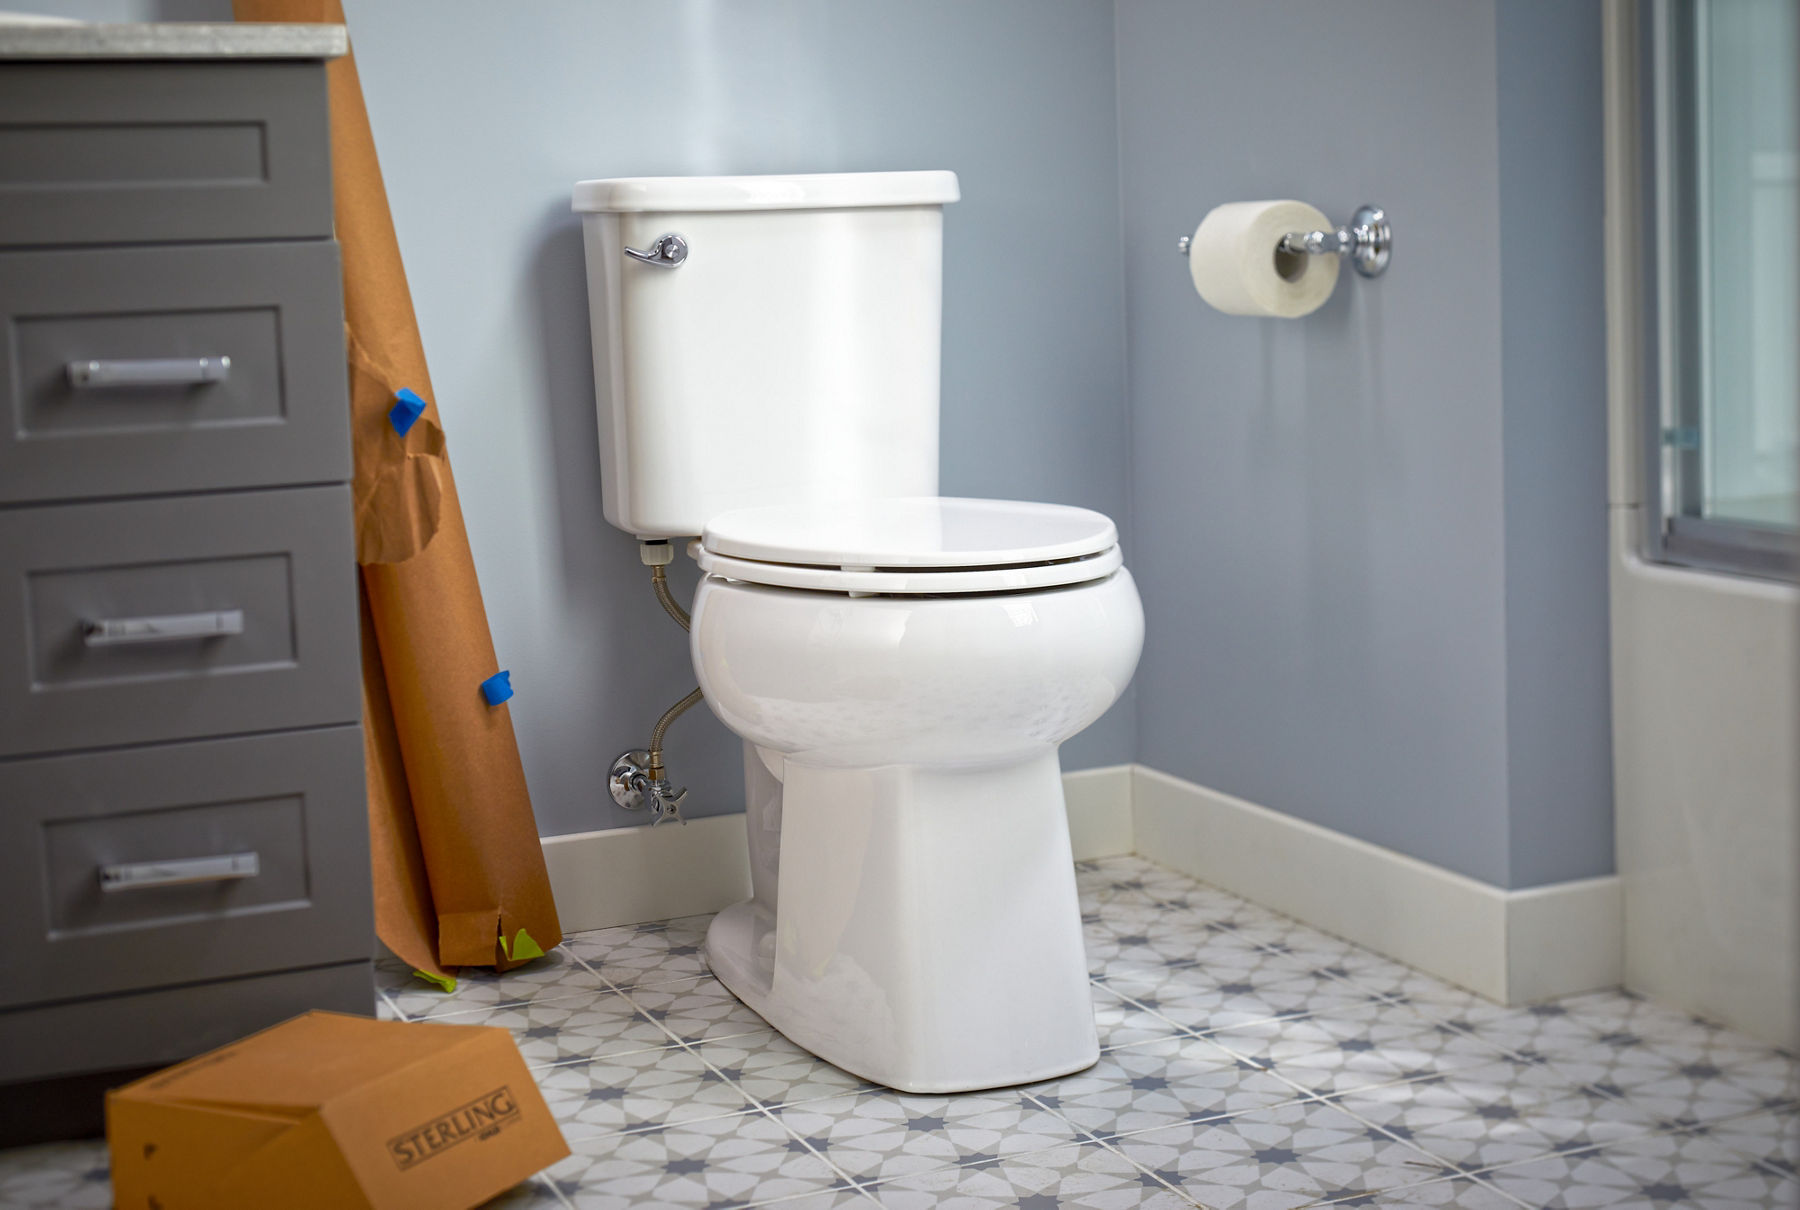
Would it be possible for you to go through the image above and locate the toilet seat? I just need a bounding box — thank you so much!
[695,496,1121,596]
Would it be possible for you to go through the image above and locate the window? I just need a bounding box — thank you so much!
[1648,0,1799,580]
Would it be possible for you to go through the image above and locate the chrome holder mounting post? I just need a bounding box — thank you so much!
[1277,204,1391,278]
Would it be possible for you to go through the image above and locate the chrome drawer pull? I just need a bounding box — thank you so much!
[66,356,231,388]
[100,852,260,892]
[82,609,244,647]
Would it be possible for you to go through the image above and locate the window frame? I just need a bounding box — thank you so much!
[1642,0,1798,582]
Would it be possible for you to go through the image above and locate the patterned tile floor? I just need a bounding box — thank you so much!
[3,855,1796,1209]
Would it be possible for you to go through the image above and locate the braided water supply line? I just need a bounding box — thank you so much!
[644,550,701,781]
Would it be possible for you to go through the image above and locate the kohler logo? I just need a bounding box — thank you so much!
[387,1087,520,1170]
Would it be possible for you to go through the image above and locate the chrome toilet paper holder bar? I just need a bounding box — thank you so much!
[1179,204,1392,278]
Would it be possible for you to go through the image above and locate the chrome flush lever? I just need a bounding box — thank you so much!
[622,233,688,267]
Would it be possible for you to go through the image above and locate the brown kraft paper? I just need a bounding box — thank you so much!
[234,0,562,974]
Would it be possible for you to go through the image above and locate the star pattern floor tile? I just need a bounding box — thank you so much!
[1707,1106,1800,1180]
[1481,1127,1800,1208]
[627,973,776,1045]
[547,1108,855,1209]
[775,1089,1087,1185]
[1214,1004,1508,1097]
[480,990,683,1067]
[0,1141,110,1210]
[536,1044,757,1139]
[1091,980,1189,1050]
[5,853,1795,1210]
[1022,1034,1302,1140]
[386,946,610,1021]
[689,1027,879,1110]
[1316,1174,1524,1207]
[1332,1061,1660,1173]
[867,1142,1191,1208]
[562,914,716,990]
[1107,1098,1445,1208]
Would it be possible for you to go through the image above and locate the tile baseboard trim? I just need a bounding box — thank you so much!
[1060,763,1138,862]
[542,763,1138,934]
[542,813,752,936]
[539,762,1618,1005]
[1129,765,1622,1005]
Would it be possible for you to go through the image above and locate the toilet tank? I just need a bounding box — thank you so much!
[572,171,959,538]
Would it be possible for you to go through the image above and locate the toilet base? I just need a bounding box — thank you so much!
[704,750,1099,1094]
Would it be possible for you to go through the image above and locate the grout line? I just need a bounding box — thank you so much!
[575,956,735,1056]
[616,998,879,1201]
[1015,1088,1208,1207]
[374,986,408,1022]
[747,1183,879,1208]
[592,969,716,994]
[533,1171,578,1210]
[738,1103,876,1203]
[403,989,601,1025]
[1062,1132,1208,1207]
[1298,1170,1536,1210]
[551,1103,773,1150]
[524,1035,688,1072]
[1310,1086,1561,1190]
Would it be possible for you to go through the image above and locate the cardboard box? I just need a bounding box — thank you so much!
[107,1011,569,1210]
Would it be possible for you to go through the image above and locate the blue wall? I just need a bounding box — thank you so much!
[1116,0,1510,884]
[338,0,1134,837]
[1116,0,1611,888]
[1495,1,1614,887]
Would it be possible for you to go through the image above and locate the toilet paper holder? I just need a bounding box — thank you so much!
[1179,203,1392,278]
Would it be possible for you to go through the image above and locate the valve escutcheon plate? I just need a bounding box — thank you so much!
[609,749,652,810]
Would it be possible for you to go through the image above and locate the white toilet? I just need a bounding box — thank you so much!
[572,171,1144,1093]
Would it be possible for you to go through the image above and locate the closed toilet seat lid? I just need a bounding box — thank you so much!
[696,497,1122,596]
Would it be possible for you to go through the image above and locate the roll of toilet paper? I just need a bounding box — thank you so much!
[1187,199,1340,318]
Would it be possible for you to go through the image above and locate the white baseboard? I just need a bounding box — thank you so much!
[1060,764,1137,862]
[540,763,1622,1006]
[1505,875,1624,1004]
[543,764,1138,934]
[1130,766,1622,1005]
[542,813,752,935]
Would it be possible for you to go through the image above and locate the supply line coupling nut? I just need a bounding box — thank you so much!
[638,539,674,567]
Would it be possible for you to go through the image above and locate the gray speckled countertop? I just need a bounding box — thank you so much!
[0,20,345,60]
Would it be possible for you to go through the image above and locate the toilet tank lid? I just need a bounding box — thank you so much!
[572,170,960,213]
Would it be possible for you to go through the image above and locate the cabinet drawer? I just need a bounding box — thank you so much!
[0,726,370,1010]
[0,961,374,1088]
[0,60,332,248]
[0,486,358,757]
[0,241,348,504]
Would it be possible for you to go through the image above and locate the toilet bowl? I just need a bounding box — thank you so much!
[572,170,1145,1092]
[689,495,1142,1092]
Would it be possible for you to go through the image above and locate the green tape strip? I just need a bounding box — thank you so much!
[508,929,546,962]
[411,968,456,993]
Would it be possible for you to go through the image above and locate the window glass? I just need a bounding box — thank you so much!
[1697,0,1798,529]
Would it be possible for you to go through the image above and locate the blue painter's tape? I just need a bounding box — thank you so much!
[389,388,427,437]
[480,670,513,706]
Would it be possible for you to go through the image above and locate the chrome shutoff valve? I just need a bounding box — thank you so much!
[608,749,689,825]
[646,780,687,826]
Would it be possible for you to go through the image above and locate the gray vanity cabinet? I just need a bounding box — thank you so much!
[0,25,372,1142]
